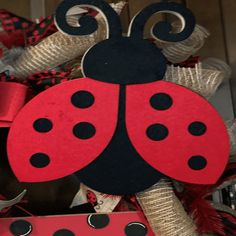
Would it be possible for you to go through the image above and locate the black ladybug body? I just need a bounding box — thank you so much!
[82,37,167,85]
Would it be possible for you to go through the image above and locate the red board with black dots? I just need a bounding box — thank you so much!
[0,212,155,236]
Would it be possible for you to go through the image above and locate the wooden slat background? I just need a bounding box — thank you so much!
[0,0,31,18]
[221,0,236,119]
[185,0,235,120]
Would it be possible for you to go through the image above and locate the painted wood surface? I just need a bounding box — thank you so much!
[221,0,236,118]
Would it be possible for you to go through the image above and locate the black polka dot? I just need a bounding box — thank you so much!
[87,214,110,229]
[146,124,169,141]
[33,118,53,133]
[188,156,207,170]
[9,220,32,236]
[150,93,173,110]
[188,122,207,136]
[53,229,75,236]
[125,222,148,236]
[71,91,94,108]
[30,153,50,168]
[73,122,96,140]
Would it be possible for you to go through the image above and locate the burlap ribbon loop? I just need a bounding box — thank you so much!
[136,180,197,236]
[164,63,224,99]
[156,24,209,63]
[10,2,126,80]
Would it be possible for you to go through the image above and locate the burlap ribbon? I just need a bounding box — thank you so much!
[136,180,197,236]
[156,24,209,64]
[164,63,225,99]
[202,57,232,80]
[226,120,236,156]
[10,2,126,80]
[11,21,106,80]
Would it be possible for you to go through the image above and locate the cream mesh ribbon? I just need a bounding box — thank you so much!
[11,20,106,80]
[136,179,197,236]
[164,63,225,99]
[226,120,236,156]
[0,190,27,212]
[202,58,232,80]
[156,24,209,63]
[11,29,105,80]
[0,43,22,74]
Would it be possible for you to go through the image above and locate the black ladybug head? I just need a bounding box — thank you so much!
[55,0,195,85]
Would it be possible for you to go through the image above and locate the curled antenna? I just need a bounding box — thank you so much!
[55,0,122,38]
[128,2,195,42]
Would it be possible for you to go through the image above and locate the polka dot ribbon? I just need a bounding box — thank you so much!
[0,9,57,48]
[26,15,57,46]
[0,9,35,33]
[27,70,72,92]
[0,70,71,91]
[0,9,35,48]
[0,6,120,48]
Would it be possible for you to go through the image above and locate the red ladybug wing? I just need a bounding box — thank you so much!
[7,78,119,182]
[126,80,229,184]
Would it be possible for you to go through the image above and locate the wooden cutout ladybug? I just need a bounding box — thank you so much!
[7,0,229,195]
[86,190,98,207]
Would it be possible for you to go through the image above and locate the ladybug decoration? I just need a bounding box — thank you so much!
[7,0,229,195]
[86,190,104,209]
[86,190,98,207]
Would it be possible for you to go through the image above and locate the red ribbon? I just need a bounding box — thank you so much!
[173,56,200,68]
[0,82,28,127]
